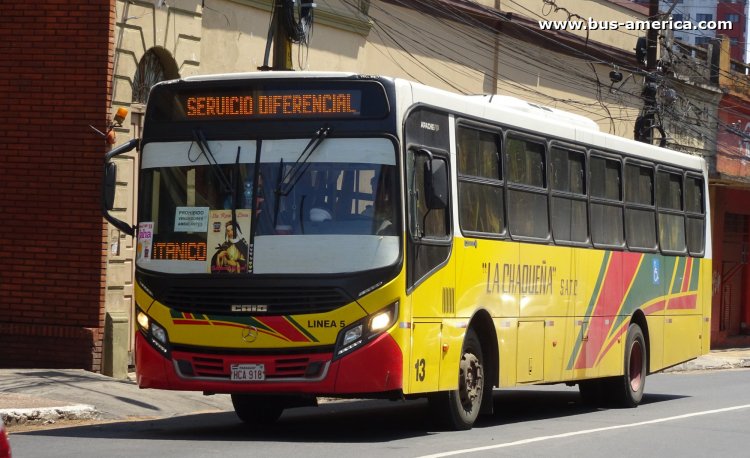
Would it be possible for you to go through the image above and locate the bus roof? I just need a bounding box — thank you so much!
[180,71,363,82]
[404,79,706,172]
[162,71,704,172]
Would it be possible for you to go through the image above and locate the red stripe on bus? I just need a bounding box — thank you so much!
[574,252,642,369]
[642,300,667,315]
[667,294,697,310]
[594,323,629,367]
[255,316,310,342]
[173,319,211,325]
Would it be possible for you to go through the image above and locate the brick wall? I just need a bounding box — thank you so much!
[0,1,116,371]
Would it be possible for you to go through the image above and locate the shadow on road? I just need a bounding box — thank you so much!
[15,387,686,443]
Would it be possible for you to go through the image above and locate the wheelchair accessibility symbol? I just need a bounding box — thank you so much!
[652,258,660,285]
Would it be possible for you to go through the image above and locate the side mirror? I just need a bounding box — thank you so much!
[104,162,117,211]
[102,138,139,236]
[424,158,448,210]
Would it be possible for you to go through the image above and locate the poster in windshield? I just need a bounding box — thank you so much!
[207,209,252,274]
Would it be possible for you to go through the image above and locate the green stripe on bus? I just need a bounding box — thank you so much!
[567,251,611,370]
[286,316,319,342]
[689,258,701,291]
[671,257,687,294]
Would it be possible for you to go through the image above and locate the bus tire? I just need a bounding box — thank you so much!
[610,323,647,407]
[430,328,484,430]
[231,394,284,426]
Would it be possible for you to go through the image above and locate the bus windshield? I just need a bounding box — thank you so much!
[137,137,399,275]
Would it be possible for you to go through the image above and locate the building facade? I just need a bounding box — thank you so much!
[716,0,747,62]
[657,0,748,64]
[712,39,750,346]
[0,1,115,369]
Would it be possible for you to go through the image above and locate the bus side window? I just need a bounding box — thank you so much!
[590,154,625,248]
[456,125,504,235]
[506,135,549,240]
[685,174,705,256]
[624,162,657,251]
[656,169,687,254]
[410,151,449,240]
[550,147,587,244]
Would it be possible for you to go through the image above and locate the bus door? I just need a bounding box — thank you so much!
[405,147,452,394]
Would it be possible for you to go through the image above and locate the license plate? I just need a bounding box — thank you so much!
[230,363,265,381]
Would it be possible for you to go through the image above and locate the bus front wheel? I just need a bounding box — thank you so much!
[231,394,284,426]
[430,328,485,430]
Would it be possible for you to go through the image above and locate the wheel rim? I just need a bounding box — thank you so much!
[458,352,483,412]
[629,339,643,392]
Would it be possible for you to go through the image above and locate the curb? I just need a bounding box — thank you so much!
[0,404,99,427]
[664,357,750,373]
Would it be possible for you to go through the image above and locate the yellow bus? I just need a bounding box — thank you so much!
[103,72,711,430]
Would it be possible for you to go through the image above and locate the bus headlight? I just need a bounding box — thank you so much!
[136,307,171,357]
[342,324,363,346]
[333,301,398,360]
[370,309,394,332]
[137,311,150,329]
[151,321,168,346]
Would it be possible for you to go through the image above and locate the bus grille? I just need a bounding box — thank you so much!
[176,354,329,380]
[160,286,352,315]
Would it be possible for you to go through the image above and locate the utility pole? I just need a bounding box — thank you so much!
[635,0,663,145]
[646,0,659,71]
[259,1,293,71]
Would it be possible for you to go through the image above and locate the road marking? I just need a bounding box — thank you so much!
[417,404,750,458]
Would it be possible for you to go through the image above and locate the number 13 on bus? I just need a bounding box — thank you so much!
[103,72,710,430]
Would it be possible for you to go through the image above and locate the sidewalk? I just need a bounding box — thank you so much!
[2,349,749,428]
[0,369,231,428]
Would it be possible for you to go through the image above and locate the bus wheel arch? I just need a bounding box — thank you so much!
[630,310,651,374]
[428,310,497,430]
[468,309,498,415]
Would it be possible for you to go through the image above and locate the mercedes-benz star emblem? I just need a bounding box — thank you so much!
[242,326,259,343]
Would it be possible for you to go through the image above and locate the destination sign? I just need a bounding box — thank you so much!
[184,91,361,119]
[151,241,207,261]
[146,79,390,123]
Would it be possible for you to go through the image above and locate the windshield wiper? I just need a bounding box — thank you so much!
[193,130,246,239]
[276,126,331,197]
[192,129,233,195]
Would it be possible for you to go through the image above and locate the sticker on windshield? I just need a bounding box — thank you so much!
[174,207,209,232]
[207,210,252,274]
[137,222,154,262]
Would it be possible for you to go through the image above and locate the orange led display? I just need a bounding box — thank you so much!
[186,96,254,117]
[184,92,360,118]
[152,242,208,261]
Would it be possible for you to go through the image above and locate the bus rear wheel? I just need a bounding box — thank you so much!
[609,323,647,407]
[430,328,484,430]
[231,394,284,426]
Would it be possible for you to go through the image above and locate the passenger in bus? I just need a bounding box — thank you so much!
[370,173,395,235]
[309,207,333,222]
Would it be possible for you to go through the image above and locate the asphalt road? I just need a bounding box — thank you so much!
[9,370,750,458]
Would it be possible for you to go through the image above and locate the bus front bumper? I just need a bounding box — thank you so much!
[134,331,403,395]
